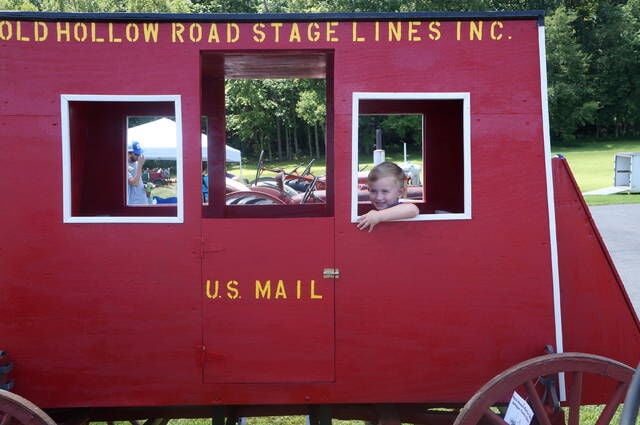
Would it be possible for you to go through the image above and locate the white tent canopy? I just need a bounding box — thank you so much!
[127,117,241,162]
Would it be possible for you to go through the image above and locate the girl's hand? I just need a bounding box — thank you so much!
[356,210,382,232]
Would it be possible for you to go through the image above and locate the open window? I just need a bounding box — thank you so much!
[61,94,183,223]
[351,92,471,222]
[201,51,333,218]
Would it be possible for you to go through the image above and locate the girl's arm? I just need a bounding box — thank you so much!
[356,203,419,232]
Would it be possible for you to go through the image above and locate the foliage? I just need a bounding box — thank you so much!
[1,0,191,12]
[3,0,640,147]
[546,6,599,143]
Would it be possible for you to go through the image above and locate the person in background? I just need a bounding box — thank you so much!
[202,163,209,203]
[127,141,147,205]
[356,161,419,232]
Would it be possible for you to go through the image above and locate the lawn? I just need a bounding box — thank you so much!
[551,140,640,205]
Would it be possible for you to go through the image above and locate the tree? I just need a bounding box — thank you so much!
[5,0,191,12]
[546,5,598,143]
[587,1,640,137]
[296,86,326,158]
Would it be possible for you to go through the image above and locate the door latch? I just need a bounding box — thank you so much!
[323,268,340,279]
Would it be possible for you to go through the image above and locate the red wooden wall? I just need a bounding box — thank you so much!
[0,12,637,412]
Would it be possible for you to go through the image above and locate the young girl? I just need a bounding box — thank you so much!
[356,161,419,232]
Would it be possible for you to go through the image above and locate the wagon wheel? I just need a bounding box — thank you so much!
[0,389,57,425]
[454,352,634,425]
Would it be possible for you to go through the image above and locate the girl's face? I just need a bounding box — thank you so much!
[368,176,403,210]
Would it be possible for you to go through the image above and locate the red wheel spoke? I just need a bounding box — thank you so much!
[567,371,583,425]
[452,353,635,425]
[594,381,629,425]
[524,380,552,425]
[0,412,13,425]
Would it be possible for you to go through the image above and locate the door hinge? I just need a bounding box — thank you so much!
[323,268,340,279]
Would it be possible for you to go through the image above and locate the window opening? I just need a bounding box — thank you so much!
[201,117,244,206]
[357,113,425,203]
[127,116,178,205]
[61,94,183,224]
[201,51,333,218]
[352,92,471,222]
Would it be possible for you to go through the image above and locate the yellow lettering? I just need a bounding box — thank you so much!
[108,23,121,42]
[74,23,87,42]
[270,22,282,42]
[172,22,185,43]
[388,21,401,41]
[428,21,441,41]
[0,21,12,40]
[252,23,265,43]
[90,22,104,43]
[226,280,239,299]
[57,22,70,42]
[296,280,302,299]
[289,22,301,42]
[143,22,159,42]
[374,21,380,42]
[255,280,271,299]
[190,23,202,42]
[227,23,239,42]
[205,279,219,299]
[208,23,221,42]
[456,21,461,41]
[470,21,483,40]
[16,21,29,41]
[490,21,503,40]
[326,22,338,42]
[408,21,421,41]
[34,22,48,41]
[310,280,323,299]
[352,22,364,42]
[307,22,320,42]
[275,280,287,299]
[125,23,139,42]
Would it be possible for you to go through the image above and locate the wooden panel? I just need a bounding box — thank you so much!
[201,218,335,383]
[553,158,640,368]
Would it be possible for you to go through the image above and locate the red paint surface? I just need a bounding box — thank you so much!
[1,13,637,411]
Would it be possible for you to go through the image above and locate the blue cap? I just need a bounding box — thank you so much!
[128,141,143,155]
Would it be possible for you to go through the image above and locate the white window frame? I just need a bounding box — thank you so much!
[61,94,184,224]
[351,92,472,222]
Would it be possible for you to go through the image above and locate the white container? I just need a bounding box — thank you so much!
[614,152,640,193]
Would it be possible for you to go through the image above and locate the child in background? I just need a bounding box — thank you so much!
[357,161,419,232]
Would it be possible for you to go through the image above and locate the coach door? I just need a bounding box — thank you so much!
[199,50,335,383]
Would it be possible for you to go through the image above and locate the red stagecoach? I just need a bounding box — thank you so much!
[1,10,638,425]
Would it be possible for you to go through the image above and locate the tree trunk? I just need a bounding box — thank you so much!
[307,125,313,158]
[293,122,300,159]
[285,125,291,160]
[276,120,283,160]
[314,123,320,158]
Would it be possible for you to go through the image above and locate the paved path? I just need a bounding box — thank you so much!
[589,204,640,315]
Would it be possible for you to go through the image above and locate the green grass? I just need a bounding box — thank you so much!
[552,139,640,205]
[93,405,626,425]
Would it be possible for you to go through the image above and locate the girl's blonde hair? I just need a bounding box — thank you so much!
[367,161,406,187]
